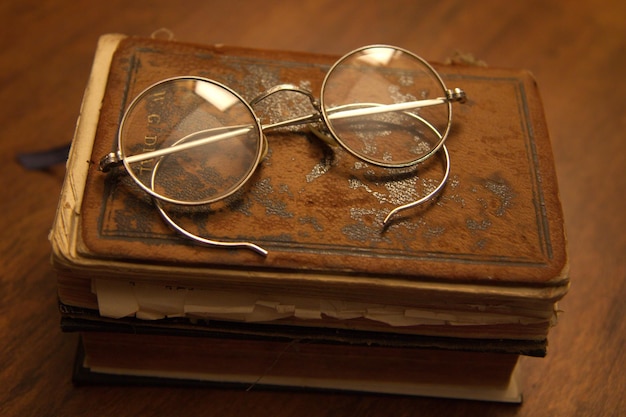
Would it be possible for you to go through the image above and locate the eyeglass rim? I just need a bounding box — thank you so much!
[117,76,266,206]
[319,44,453,168]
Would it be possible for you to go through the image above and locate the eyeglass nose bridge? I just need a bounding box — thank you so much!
[250,84,319,109]
[249,84,329,130]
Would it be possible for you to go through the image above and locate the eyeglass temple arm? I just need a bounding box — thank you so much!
[155,144,449,256]
[327,88,465,120]
[258,87,466,129]
[99,126,253,172]
[99,85,321,171]
[156,143,450,255]
[156,200,269,256]
[383,144,451,226]
[99,87,465,171]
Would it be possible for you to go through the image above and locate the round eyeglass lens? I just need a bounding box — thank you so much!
[119,77,263,205]
[321,46,452,167]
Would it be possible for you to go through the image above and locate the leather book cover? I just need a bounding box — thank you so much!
[77,35,567,288]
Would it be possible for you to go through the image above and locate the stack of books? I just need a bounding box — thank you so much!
[50,34,569,403]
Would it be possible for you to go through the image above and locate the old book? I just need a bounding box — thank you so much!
[65,314,523,403]
[51,34,569,349]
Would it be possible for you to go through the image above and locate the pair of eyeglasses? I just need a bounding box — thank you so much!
[99,45,466,255]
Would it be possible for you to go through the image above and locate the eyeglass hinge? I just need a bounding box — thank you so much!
[99,151,122,172]
[446,88,467,104]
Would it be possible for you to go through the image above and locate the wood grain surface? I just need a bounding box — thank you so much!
[1,1,624,416]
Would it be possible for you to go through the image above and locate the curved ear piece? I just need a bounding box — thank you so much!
[154,198,269,256]
[383,144,450,226]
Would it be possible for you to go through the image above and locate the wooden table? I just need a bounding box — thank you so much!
[1,1,624,415]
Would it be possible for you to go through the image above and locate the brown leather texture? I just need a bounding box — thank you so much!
[80,36,567,286]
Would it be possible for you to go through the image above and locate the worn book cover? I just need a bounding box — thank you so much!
[72,329,523,403]
[51,34,569,345]
[61,306,523,402]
